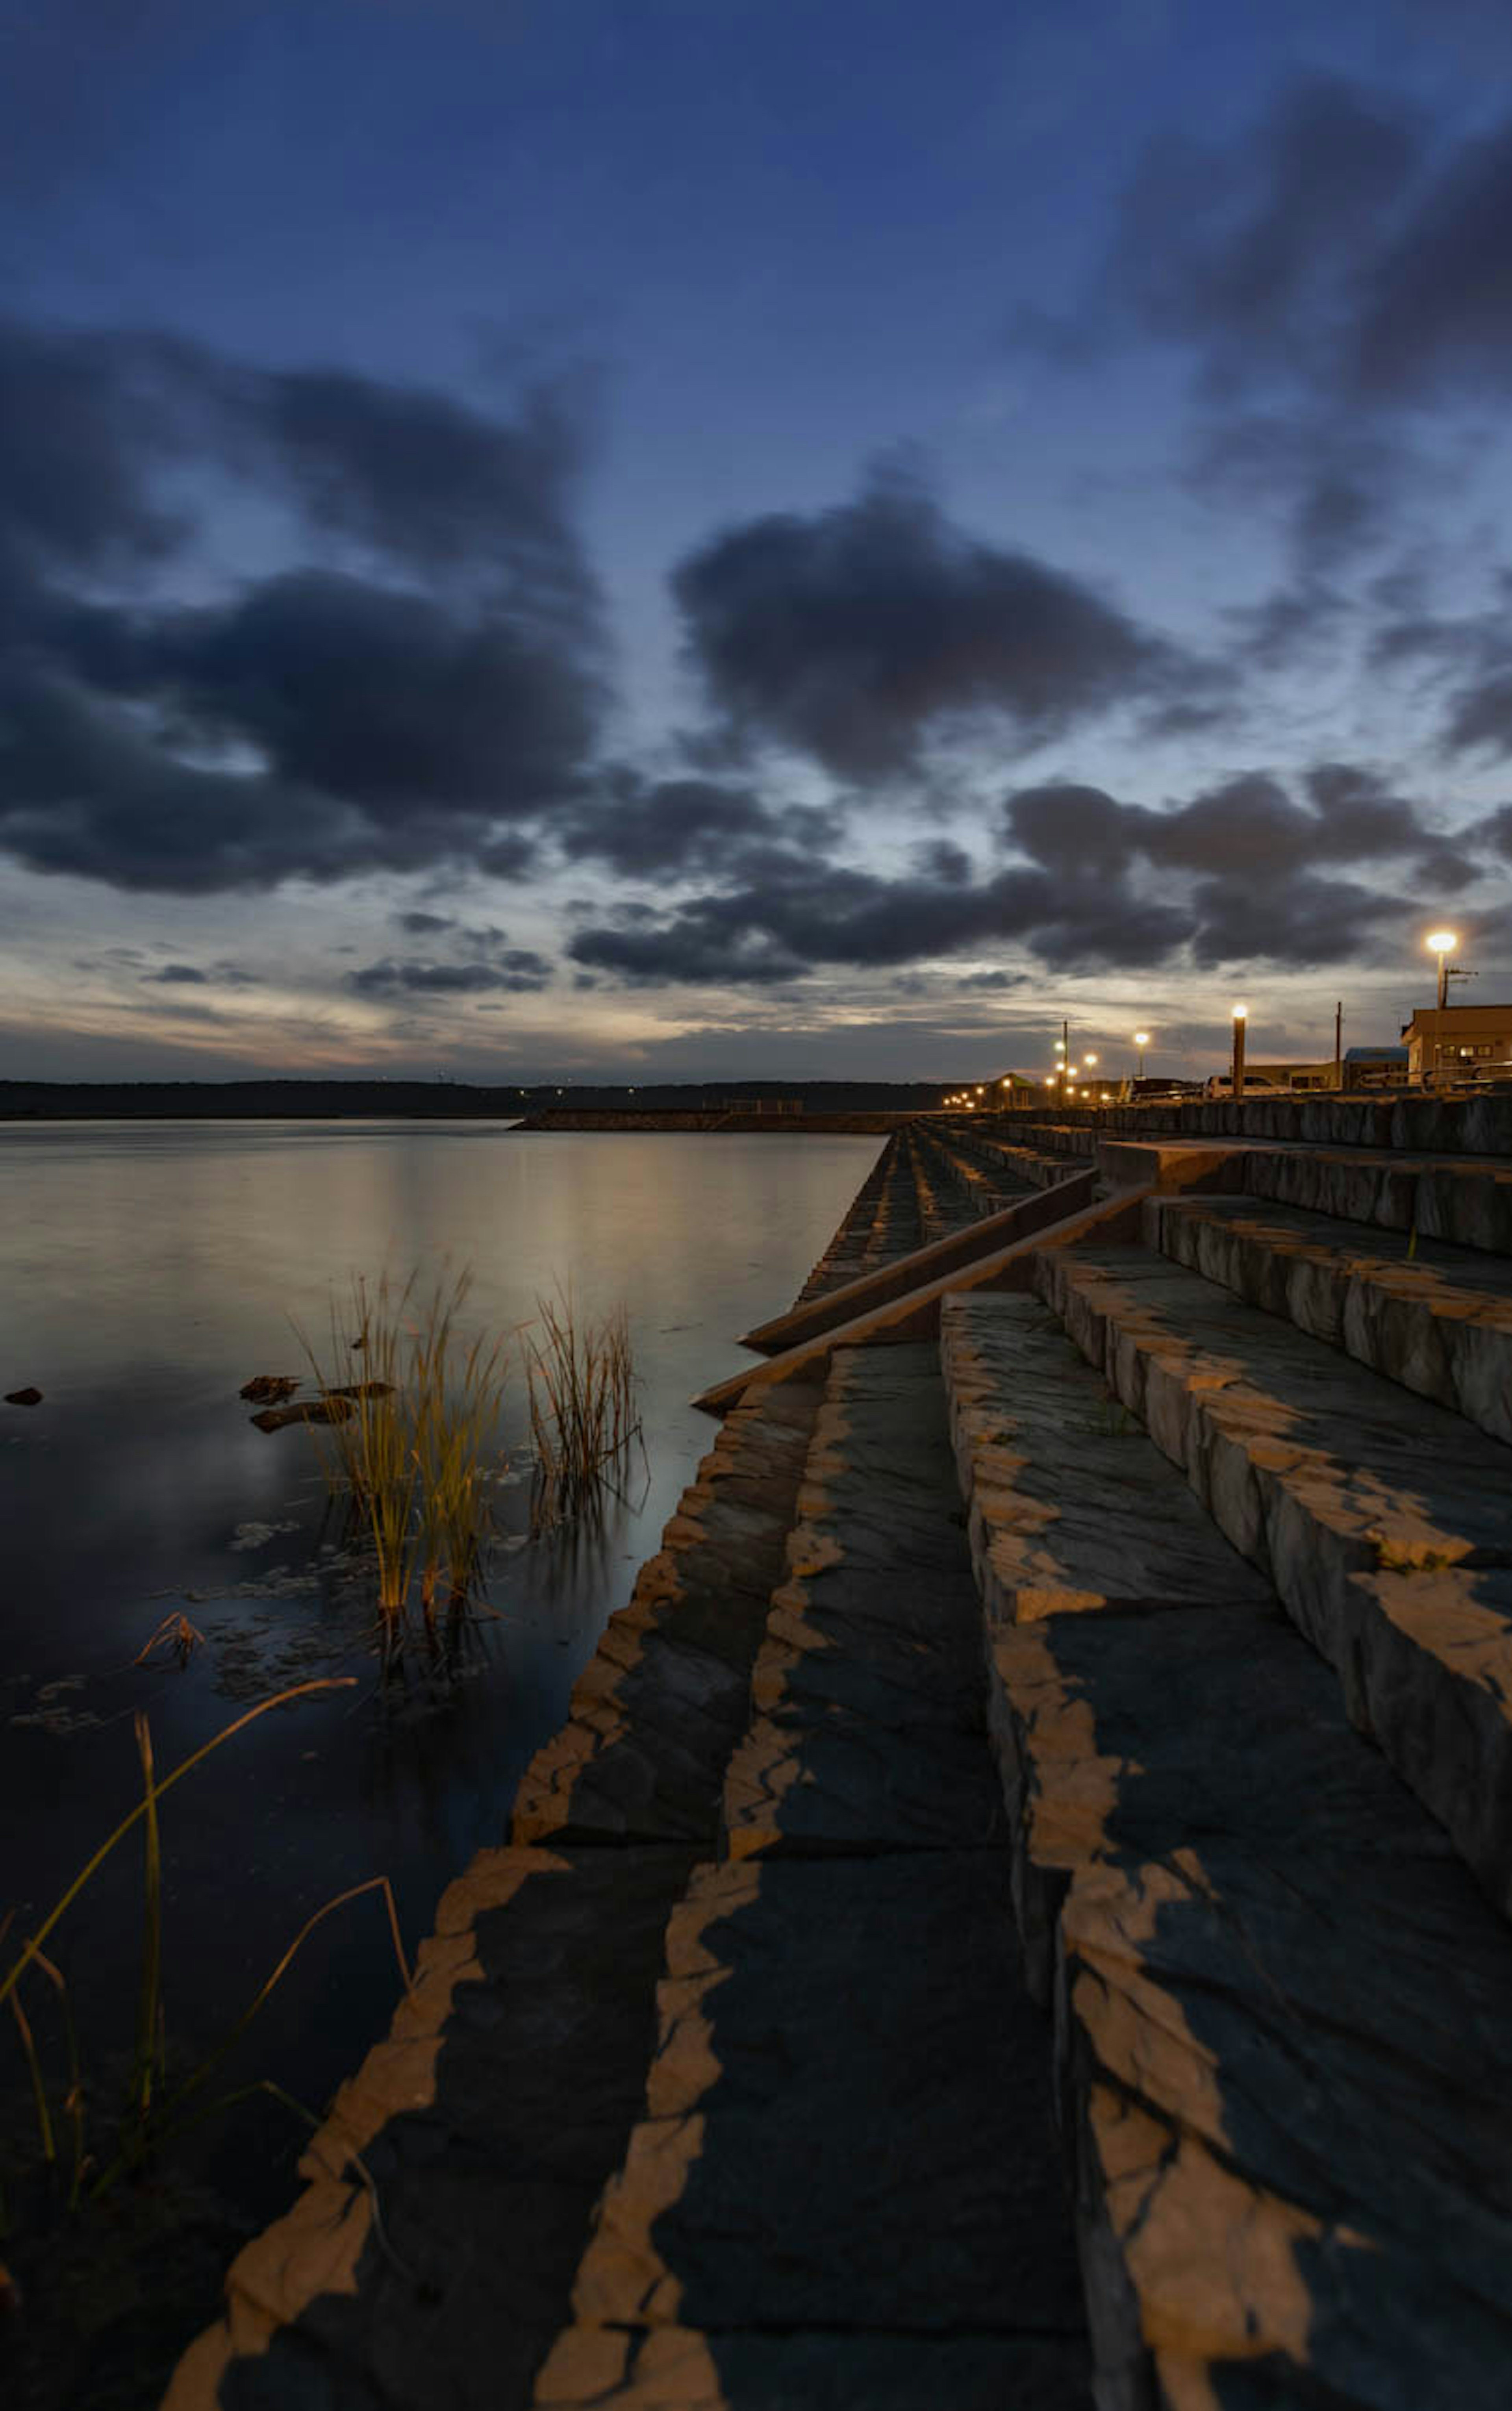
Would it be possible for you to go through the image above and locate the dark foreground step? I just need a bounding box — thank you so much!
[942,1292,1512,2411]
[537,1344,1090,2406]
[1036,1240,1512,1924]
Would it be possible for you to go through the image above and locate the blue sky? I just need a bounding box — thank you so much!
[4,0,1512,1083]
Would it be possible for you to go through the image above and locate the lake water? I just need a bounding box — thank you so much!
[0,1121,877,2269]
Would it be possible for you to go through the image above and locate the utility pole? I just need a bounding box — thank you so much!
[1334,1000,1343,1090]
[1231,1004,1247,1100]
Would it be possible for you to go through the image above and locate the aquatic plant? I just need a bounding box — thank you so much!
[0,1679,389,2224]
[526,1290,642,1532]
[293,1266,514,1652]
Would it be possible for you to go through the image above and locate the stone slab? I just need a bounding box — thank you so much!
[693,1186,1152,1417]
[1149,1190,1512,1444]
[511,1381,820,1844]
[532,2323,1090,2408]
[566,1852,1087,2341]
[167,1842,699,2411]
[722,1344,1006,1857]
[1037,1242,1512,1916]
[941,1292,1271,1622]
[1241,1142,1512,1253]
[986,1598,1512,2409]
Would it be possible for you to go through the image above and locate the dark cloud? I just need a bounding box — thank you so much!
[143,963,207,983]
[395,909,456,935]
[569,857,1193,987]
[570,762,1493,991]
[670,463,1212,778]
[1006,765,1450,882]
[0,318,607,893]
[350,951,552,997]
[1367,579,1512,762]
[1109,77,1423,401]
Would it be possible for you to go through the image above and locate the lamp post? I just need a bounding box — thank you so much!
[1231,1004,1247,1099]
[1133,1029,1151,1080]
[1426,928,1459,1015]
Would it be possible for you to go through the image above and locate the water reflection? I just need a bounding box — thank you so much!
[0,1120,878,2226]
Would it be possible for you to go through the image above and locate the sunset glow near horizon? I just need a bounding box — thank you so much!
[4,0,1512,1088]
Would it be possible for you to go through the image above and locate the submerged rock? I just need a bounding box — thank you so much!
[239,1374,301,1403]
[326,1379,396,1399]
[4,1386,42,1406]
[248,1395,355,1433]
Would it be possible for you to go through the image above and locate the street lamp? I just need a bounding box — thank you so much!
[1231,1003,1247,1100]
[1426,928,1459,1015]
[1083,1052,1098,1069]
[1133,1029,1151,1079]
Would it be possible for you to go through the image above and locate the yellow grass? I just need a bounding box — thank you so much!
[293,1265,515,1654]
[526,1290,641,1532]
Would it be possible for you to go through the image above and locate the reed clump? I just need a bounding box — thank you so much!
[295,1266,512,1655]
[526,1291,641,1532]
[0,1679,408,2229]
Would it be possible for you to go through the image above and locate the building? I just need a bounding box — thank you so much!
[1343,1045,1410,1090]
[1400,1006,1512,1083]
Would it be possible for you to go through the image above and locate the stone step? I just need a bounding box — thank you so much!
[511,1377,822,1846]
[723,1343,1007,1857]
[1148,1190,1512,1445]
[1241,1140,1512,1253]
[941,1290,1512,2410]
[739,1170,1099,1357]
[164,1841,699,2411]
[536,1344,1091,2404]
[796,1133,897,1301]
[1035,1241,1512,1920]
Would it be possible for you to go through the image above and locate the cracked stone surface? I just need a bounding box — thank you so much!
[532,2323,1088,2408]
[1037,1240,1512,1918]
[1148,1190,1512,1444]
[563,1852,1088,2348]
[511,1381,821,1845]
[943,1285,1512,2406]
[722,1344,1005,1856]
[941,1292,1271,1624]
[169,1844,698,2411]
[1240,1143,1512,1253]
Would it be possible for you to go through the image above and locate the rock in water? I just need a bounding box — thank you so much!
[239,1374,301,1403]
[4,1387,42,1406]
[249,1395,356,1433]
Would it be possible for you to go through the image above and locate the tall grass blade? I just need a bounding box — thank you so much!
[130,1711,163,2143]
[0,1679,354,2021]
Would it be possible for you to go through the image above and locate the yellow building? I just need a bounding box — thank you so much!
[1401,1006,1512,1083]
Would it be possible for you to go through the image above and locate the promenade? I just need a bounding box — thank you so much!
[169,1093,1512,2410]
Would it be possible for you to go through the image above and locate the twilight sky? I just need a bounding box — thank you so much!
[5,0,1512,1086]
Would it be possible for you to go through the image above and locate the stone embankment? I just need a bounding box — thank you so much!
[513,1108,911,1134]
[169,1100,1512,2410]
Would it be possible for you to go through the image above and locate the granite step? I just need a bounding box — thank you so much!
[1148,1190,1512,1445]
[796,1134,895,1301]
[1241,1140,1512,1253]
[536,1345,1091,2405]
[511,1376,823,1846]
[723,1342,1008,1857]
[941,1290,1512,2411]
[1035,1240,1512,1919]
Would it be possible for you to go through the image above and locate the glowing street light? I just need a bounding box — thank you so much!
[1231,1003,1247,1100]
[1083,1052,1098,1068]
[1426,928,1460,1014]
[1133,1029,1151,1079]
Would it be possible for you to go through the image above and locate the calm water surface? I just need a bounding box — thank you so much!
[0,1120,877,2231]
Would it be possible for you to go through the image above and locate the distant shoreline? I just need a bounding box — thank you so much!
[0,1078,952,1123]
